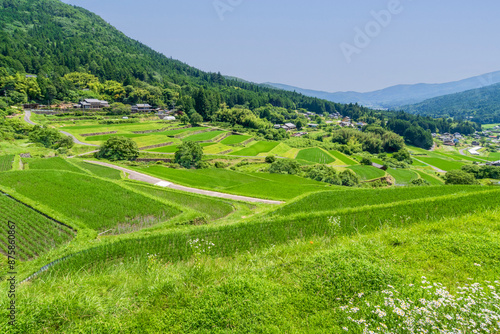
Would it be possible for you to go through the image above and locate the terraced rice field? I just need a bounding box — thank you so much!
[0,194,75,261]
[268,185,487,217]
[127,183,235,220]
[147,143,215,153]
[418,157,465,171]
[72,161,123,180]
[416,170,444,185]
[24,157,84,174]
[181,130,227,142]
[296,148,336,164]
[229,141,280,156]
[386,168,418,185]
[220,135,252,145]
[328,150,358,165]
[131,166,329,200]
[0,170,181,233]
[0,154,14,171]
[348,165,386,180]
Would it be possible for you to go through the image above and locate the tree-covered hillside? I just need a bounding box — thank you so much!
[0,0,481,149]
[0,0,377,118]
[402,83,500,124]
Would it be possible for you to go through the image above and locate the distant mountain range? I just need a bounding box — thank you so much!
[402,83,500,124]
[264,71,500,109]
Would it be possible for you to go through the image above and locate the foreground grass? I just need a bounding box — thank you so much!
[3,210,499,333]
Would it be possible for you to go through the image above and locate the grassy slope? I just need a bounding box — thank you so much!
[267,186,486,217]
[5,208,499,333]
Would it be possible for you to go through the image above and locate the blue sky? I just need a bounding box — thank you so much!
[61,0,500,93]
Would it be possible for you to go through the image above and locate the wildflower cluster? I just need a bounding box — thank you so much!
[147,253,159,270]
[328,216,342,234]
[188,238,215,256]
[340,278,500,333]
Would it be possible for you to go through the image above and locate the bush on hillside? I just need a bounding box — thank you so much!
[174,141,204,168]
[95,136,139,161]
[269,159,301,175]
[305,164,341,185]
[265,155,276,163]
[340,169,361,187]
[444,170,478,185]
[29,126,74,149]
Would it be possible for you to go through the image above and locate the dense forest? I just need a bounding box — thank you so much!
[402,83,500,124]
[0,0,481,149]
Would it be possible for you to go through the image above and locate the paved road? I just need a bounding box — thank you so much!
[84,160,284,205]
[59,130,98,147]
[24,110,98,147]
[24,109,37,125]
[413,157,446,173]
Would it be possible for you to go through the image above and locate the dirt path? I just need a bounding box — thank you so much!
[412,158,446,173]
[84,160,284,205]
[24,110,98,147]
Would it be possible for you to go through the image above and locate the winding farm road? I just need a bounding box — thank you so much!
[24,110,98,147]
[84,160,284,205]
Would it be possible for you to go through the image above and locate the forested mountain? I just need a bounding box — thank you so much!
[265,71,500,109]
[0,0,480,149]
[0,0,377,119]
[402,83,500,124]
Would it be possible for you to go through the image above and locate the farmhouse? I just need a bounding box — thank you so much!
[131,104,154,113]
[284,123,297,130]
[488,160,500,167]
[74,99,109,109]
[307,123,319,128]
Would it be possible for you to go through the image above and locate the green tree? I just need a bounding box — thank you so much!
[393,149,412,163]
[29,126,73,149]
[265,155,276,163]
[340,169,361,187]
[109,102,131,115]
[95,136,139,161]
[175,141,204,168]
[180,114,190,125]
[444,170,478,185]
[269,159,301,175]
[190,112,203,126]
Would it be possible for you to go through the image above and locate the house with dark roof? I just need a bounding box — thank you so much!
[74,99,109,109]
[131,104,154,113]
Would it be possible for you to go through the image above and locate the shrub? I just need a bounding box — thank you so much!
[174,141,203,168]
[393,148,412,164]
[265,155,276,163]
[361,157,372,165]
[410,178,430,186]
[214,161,227,169]
[444,170,478,185]
[95,136,139,161]
[269,159,301,175]
[305,164,341,185]
[340,169,361,187]
[29,126,74,149]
